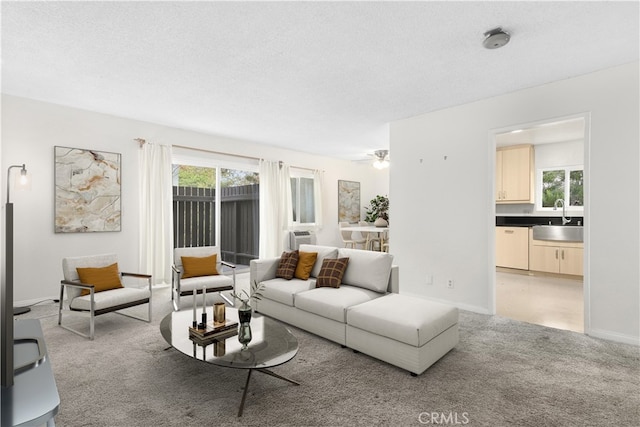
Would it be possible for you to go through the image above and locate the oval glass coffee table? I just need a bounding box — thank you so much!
[160,307,299,417]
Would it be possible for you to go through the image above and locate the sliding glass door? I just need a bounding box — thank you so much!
[172,165,216,248]
[219,168,259,267]
[172,163,259,268]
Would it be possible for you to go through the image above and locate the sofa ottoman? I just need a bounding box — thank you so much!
[346,293,459,375]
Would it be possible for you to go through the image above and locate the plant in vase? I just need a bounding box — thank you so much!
[230,280,264,323]
[364,194,389,227]
[230,281,264,349]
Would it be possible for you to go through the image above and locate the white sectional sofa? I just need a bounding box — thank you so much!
[251,244,398,345]
[250,244,458,375]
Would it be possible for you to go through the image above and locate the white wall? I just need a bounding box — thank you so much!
[1,95,388,304]
[390,62,639,345]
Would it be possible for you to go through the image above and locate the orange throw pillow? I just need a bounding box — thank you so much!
[295,251,318,280]
[76,263,123,296]
[181,254,219,278]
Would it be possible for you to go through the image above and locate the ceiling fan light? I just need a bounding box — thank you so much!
[373,159,389,169]
[372,149,390,169]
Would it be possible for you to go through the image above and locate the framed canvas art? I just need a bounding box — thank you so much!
[338,180,360,223]
[55,146,122,232]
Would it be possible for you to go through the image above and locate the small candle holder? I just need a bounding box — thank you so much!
[214,302,226,326]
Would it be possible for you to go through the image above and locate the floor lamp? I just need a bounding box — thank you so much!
[2,164,29,387]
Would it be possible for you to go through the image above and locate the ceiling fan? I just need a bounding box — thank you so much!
[371,149,390,169]
[352,149,390,168]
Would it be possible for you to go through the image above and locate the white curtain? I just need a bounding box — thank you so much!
[313,169,324,229]
[281,163,293,235]
[139,143,173,284]
[259,160,293,258]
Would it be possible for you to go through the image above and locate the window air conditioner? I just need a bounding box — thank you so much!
[289,231,316,250]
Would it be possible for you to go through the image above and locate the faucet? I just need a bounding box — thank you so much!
[553,199,571,225]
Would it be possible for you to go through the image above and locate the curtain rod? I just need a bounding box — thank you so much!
[140,141,319,172]
[172,144,260,162]
[171,144,319,172]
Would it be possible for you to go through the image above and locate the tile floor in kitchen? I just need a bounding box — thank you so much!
[496,269,584,333]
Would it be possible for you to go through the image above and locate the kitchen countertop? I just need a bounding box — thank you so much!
[496,216,584,227]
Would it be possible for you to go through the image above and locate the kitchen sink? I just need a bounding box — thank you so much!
[532,225,584,242]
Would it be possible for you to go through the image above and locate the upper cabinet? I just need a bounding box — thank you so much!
[496,144,534,204]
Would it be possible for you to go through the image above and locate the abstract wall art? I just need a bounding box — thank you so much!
[338,180,360,224]
[55,146,122,233]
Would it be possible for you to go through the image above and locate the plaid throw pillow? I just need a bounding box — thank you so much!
[315,257,349,288]
[276,250,299,280]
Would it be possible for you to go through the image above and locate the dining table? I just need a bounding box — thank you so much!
[339,225,389,251]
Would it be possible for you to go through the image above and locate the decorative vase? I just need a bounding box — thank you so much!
[237,305,253,350]
[238,323,252,350]
[238,306,252,324]
[374,217,388,227]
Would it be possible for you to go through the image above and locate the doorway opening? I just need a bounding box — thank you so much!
[492,115,588,333]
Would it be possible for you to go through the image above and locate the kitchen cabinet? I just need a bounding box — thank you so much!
[529,230,584,276]
[496,144,534,203]
[496,227,529,270]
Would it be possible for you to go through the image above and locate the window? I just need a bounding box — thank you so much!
[291,176,315,224]
[569,170,584,207]
[539,167,583,210]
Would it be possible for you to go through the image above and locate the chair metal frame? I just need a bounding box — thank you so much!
[58,271,152,340]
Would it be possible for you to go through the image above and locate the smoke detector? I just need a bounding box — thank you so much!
[483,27,510,49]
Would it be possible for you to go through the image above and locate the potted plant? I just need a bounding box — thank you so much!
[364,195,389,227]
[230,281,264,323]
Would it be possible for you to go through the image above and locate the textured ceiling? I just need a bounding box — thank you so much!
[1,2,638,160]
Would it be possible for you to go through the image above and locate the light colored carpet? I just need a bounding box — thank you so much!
[18,286,639,427]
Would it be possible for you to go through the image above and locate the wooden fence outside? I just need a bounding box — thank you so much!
[173,184,259,266]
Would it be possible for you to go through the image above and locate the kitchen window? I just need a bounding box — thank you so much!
[538,166,583,210]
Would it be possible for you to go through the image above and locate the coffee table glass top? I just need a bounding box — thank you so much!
[160,307,298,369]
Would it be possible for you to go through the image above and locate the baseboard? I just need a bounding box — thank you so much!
[14,295,60,308]
[586,328,640,346]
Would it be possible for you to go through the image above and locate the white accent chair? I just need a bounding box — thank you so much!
[359,220,381,251]
[59,254,152,340]
[172,246,236,311]
[381,230,390,252]
[339,221,366,249]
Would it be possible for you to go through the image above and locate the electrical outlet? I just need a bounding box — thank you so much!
[447,279,454,289]
[426,274,433,285]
